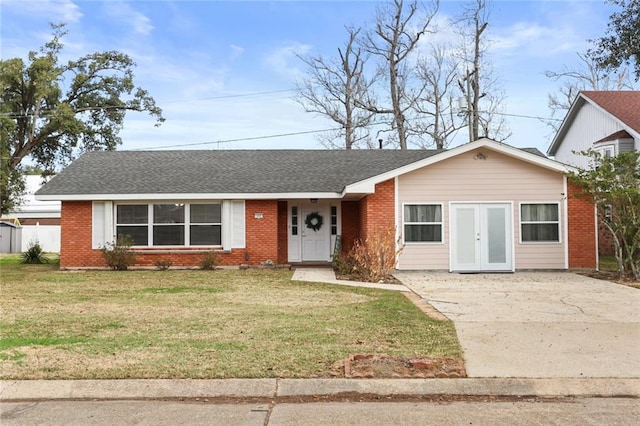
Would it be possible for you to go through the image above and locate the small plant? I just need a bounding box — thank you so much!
[101,235,136,270]
[155,260,173,270]
[261,259,275,268]
[339,224,403,283]
[21,241,49,264]
[200,251,221,270]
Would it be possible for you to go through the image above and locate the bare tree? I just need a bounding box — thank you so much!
[295,27,375,149]
[361,0,439,149]
[456,0,508,142]
[413,44,465,149]
[545,51,635,131]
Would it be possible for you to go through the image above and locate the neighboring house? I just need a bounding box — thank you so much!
[0,175,61,252]
[547,91,639,256]
[547,91,640,168]
[35,138,596,271]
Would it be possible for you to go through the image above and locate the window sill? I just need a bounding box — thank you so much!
[132,248,230,254]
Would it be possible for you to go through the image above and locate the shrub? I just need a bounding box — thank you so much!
[340,224,403,283]
[21,241,49,264]
[101,235,136,270]
[200,251,221,270]
[155,260,173,270]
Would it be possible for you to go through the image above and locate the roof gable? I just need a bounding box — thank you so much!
[548,90,640,155]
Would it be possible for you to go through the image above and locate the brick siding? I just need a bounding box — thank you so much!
[59,200,280,268]
[567,182,597,269]
[358,179,395,241]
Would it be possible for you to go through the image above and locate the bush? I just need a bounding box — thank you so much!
[200,251,221,270]
[338,224,403,283]
[155,260,173,270]
[21,241,49,264]
[101,235,136,270]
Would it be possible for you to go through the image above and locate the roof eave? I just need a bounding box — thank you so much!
[35,192,344,202]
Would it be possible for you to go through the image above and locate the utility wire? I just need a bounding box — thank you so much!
[131,127,341,150]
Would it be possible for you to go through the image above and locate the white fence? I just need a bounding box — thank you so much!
[20,225,61,253]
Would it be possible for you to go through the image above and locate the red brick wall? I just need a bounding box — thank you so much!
[340,201,360,253]
[358,179,395,241]
[567,182,597,269]
[60,201,103,268]
[59,200,280,268]
[277,201,288,264]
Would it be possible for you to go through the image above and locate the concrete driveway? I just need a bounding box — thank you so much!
[394,272,640,378]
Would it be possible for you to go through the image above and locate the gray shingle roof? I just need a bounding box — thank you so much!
[36,149,442,196]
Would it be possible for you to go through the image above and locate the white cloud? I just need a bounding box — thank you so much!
[230,44,245,61]
[492,21,583,57]
[103,1,153,36]
[0,0,82,22]
[263,42,313,81]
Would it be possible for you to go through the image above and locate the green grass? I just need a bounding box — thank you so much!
[599,255,618,272]
[0,265,461,379]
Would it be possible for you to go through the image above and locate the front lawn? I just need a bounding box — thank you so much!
[0,264,461,379]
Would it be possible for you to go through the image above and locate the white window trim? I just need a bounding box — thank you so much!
[402,202,444,245]
[115,201,224,248]
[519,201,562,244]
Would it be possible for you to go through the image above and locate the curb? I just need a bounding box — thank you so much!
[2,378,639,401]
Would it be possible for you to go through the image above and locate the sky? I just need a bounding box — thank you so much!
[0,0,621,155]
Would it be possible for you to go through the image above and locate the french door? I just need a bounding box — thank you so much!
[450,203,513,272]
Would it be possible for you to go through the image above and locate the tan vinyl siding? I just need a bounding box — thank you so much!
[397,148,566,270]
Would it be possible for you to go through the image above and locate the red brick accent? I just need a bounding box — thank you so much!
[59,200,281,268]
[340,201,360,253]
[60,201,103,268]
[277,201,288,264]
[358,178,395,241]
[597,221,615,256]
[567,182,597,269]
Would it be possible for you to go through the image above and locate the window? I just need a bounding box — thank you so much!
[116,205,148,245]
[404,204,442,243]
[190,204,221,245]
[330,206,337,235]
[521,203,560,242]
[291,206,298,236]
[116,203,222,247]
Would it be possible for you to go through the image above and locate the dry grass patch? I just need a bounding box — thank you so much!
[0,265,461,379]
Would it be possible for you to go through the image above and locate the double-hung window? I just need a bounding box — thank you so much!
[116,203,222,247]
[116,205,149,246]
[403,204,443,243]
[520,203,560,243]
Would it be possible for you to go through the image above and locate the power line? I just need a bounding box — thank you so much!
[161,89,295,104]
[131,127,341,150]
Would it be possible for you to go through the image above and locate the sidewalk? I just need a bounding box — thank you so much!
[2,378,639,401]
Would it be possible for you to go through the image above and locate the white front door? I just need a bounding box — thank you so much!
[288,202,332,262]
[450,203,513,272]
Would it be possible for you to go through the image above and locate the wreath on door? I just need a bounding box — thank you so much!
[305,211,324,232]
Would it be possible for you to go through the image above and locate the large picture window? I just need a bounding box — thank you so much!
[116,203,222,247]
[521,203,560,242]
[404,204,443,243]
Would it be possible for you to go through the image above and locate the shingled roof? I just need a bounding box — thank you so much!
[582,91,640,133]
[36,149,442,196]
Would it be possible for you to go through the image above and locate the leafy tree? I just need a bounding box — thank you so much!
[0,23,163,215]
[589,0,640,81]
[569,150,640,280]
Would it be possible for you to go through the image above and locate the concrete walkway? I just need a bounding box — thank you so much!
[395,272,640,379]
[291,268,410,292]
